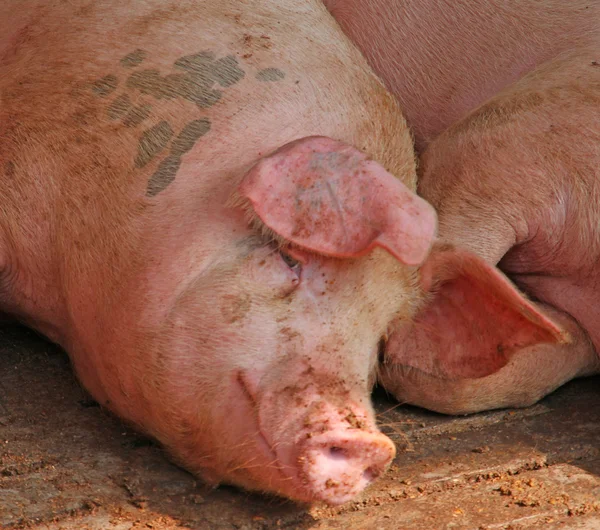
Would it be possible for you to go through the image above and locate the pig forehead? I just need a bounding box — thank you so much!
[84,46,291,198]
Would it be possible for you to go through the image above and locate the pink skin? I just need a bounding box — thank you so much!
[380,44,600,415]
[323,0,599,150]
[0,0,435,504]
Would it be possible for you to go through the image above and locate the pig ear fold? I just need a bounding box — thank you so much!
[384,245,569,379]
[238,136,437,266]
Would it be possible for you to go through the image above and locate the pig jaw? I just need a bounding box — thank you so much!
[229,369,396,505]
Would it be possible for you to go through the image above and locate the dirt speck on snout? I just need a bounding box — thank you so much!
[344,410,367,430]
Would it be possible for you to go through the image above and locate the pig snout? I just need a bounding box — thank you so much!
[295,407,396,505]
[240,372,395,504]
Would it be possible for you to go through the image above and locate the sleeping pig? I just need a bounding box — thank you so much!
[380,44,600,414]
[0,0,441,504]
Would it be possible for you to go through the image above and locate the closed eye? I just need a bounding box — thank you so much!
[279,249,302,278]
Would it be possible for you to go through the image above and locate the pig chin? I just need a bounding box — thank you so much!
[219,369,397,505]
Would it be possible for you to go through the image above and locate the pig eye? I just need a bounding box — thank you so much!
[279,249,302,276]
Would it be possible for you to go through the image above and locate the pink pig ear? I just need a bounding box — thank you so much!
[238,136,436,265]
[384,245,569,379]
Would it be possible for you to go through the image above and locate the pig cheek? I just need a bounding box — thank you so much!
[219,292,253,324]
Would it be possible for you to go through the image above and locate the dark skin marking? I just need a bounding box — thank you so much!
[145,119,211,196]
[166,73,223,108]
[107,94,132,119]
[120,49,147,68]
[123,104,152,127]
[4,161,15,178]
[146,156,181,197]
[256,68,285,82]
[95,50,249,195]
[220,293,252,324]
[92,74,118,96]
[170,118,211,157]
[125,51,245,108]
[135,121,173,168]
[174,51,217,74]
[127,69,222,108]
[210,55,246,87]
[126,69,170,98]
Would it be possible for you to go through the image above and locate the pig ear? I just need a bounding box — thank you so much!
[384,245,569,379]
[238,136,437,266]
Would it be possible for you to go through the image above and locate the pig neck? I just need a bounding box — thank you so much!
[0,208,66,345]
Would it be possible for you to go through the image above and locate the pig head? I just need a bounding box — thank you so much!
[140,136,436,504]
[0,0,439,505]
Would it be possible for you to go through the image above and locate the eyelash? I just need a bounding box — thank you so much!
[279,249,302,274]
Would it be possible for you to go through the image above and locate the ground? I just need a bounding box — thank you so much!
[1,325,599,530]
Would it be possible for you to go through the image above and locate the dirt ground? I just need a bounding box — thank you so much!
[1,324,599,530]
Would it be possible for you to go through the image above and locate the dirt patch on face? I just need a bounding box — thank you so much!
[344,410,367,430]
[220,293,251,323]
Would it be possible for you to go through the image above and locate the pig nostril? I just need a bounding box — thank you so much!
[329,446,346,460]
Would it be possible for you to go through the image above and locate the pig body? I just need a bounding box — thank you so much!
[0,0,437,504]
[324,0,599,149]
[380,44,600,414]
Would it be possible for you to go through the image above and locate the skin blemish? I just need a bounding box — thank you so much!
[220,293,252,324]
[170,118,211,156]
[97,50,245,195]
[174,50,217,73]
[120,49,147,68]
[126,51,245,109]
[175,51,244,87]
[210,56,246,87]
[127,68,222,108]
[147,156,182,197]
[92,74,118,96]
[145,118,211,196]
[5,161,15,178]
[256,68,285,82]
[135,120,174,168]
[123,104,152,127]
[107,93,133,119]
[126,69,175,99]
[344,410,366,430]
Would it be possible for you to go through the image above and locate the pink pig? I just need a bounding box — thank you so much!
[380,44,600,414]
[325,0,600,413]
[0,0,442,504]
[325,0,599,149]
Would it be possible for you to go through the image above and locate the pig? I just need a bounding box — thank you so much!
[0,0,443,505]
[378,44,600,415]
[324,0,599,150]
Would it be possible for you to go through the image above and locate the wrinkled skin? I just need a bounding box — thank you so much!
[380,44,600,415]
[0,0,438,504]
[324,0,599,149]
